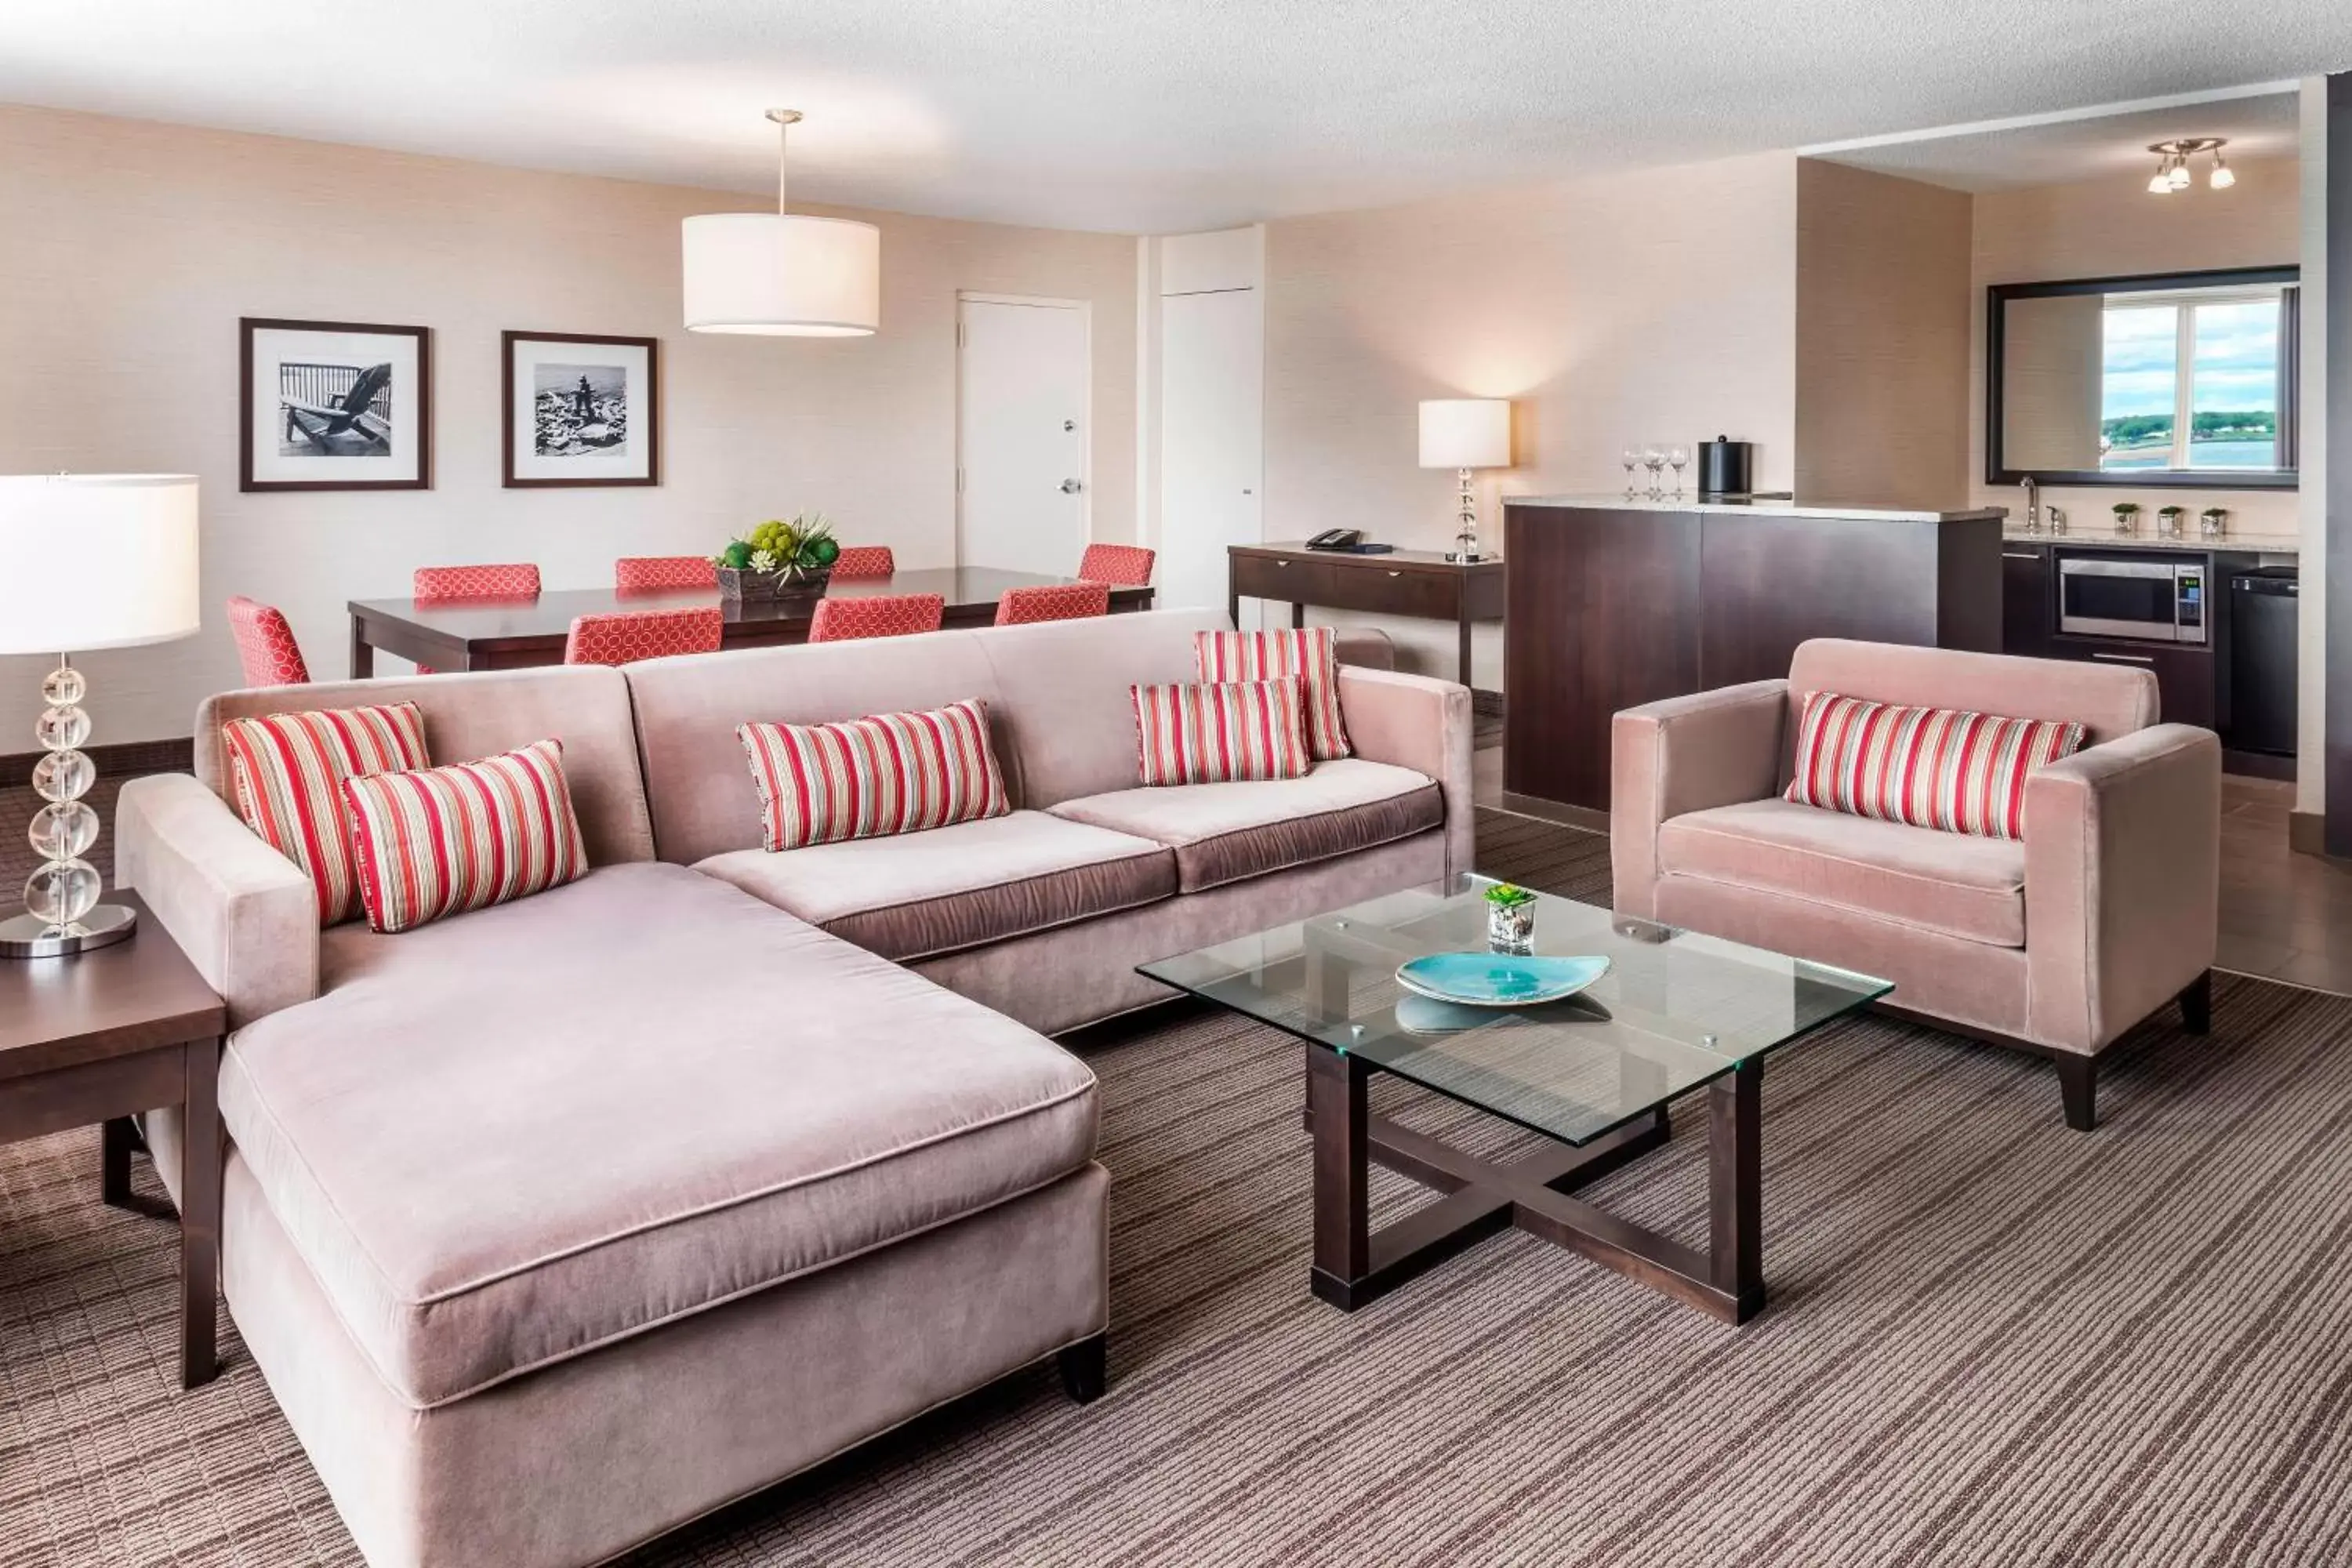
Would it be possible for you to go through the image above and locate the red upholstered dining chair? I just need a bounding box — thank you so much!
[615,555,717,592]
[829,546,896,579]
[563,607,724,666]
[806,593,945,644]
[411,563,541,673]
[995,582,1110,626]
[1076,543,1155,587]
[225,595,311,686]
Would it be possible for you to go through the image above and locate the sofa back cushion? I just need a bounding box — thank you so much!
[1787,640,2156,753]
[627,631,1019,865]
[198,666,653,869]
[737,699,1011,851]
[221,701,431,925]
[343,738,590,932]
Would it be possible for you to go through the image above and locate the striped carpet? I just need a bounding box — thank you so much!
[6,808,2352,1566]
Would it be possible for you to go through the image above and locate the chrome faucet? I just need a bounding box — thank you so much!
[2019,475,2041,534]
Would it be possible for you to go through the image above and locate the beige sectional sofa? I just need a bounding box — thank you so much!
[114,608,1473,1568]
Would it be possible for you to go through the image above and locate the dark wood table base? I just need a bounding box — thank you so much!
[1305,1044,1765,1324]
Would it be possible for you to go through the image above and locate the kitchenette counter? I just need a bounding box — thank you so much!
[1517,494,2009,524]
[2002,526,2300,554]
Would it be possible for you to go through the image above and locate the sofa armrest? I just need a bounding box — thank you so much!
[2023,724,2219,1054]
[1336,664,1474,880]
[114,773,320,1029]
[1610,681,1789,918]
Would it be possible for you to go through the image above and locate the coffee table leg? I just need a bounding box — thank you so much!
[180,1038,222,1389]
[101,1116,137,1209]
[1308,1044,1370,1307]
[1708,1058,1764,1323]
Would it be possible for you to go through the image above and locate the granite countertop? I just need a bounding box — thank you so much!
[2000,526,2301,554]
[1508,494,2008,524]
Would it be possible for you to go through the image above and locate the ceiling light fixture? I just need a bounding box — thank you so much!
[683,111,880,336]
[2145,138,2230,198]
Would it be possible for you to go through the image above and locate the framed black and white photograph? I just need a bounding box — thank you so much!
[240,318,432,492]
[503,331,660,488]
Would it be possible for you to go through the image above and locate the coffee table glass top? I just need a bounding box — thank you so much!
[1137,876,1892,1148]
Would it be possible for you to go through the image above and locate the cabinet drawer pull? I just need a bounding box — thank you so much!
[1273,558,1290,568]
[2002,550,2045,561]
[1387,570,1403,577]
[2089,652,2155,665]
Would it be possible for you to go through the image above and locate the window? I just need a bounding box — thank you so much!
[2099,289,2285,473]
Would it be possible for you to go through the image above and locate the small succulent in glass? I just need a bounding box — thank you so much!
[2111,502,2142,536]
[1485,882,1538,954]
[2157,505,2187,539]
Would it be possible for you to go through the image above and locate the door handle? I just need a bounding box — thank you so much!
[1059,479,1083,494]
[2002,551,2044,561]
[2090,652,2155,665]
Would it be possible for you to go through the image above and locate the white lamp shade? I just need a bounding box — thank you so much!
[1418,399,1512,469]
[682,212,880,336]
[0,474,200,655]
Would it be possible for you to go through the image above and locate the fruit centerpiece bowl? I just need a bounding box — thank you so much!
[714,514,843,601]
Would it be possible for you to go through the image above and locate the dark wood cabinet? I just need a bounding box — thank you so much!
[2001,543,2054,659]
[2048,637,2217,731]
[2003,543,2223,735]
[1501,503,2002,815]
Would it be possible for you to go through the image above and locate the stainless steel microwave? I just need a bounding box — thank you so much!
[2056,554,2206,644]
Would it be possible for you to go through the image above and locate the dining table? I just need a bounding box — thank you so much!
[345,566,1156,676]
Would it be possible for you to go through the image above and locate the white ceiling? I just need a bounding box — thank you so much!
[1814,91,2303,192]
[2,0,2349,233]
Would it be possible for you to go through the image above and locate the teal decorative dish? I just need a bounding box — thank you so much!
[1395,953,1610,1008]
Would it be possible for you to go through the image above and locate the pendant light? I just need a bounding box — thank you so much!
[2143,138,2230,198]
[683,111,880,336]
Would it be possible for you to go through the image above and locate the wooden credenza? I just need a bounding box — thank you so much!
[1228,544,1506,685]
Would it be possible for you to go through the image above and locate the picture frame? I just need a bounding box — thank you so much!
[503,331,661,488]
[240,317,433,492]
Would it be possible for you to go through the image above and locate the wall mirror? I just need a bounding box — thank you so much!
[1987,264,2299,488]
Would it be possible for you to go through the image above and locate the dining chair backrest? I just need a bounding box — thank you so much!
[615,555,717,592]
[829,546,896,579]
[225,595,311,687]
[806,593,946,644]
[413,563,542,600]
[564,607,725,667]
[994,582,1110,627]
[1076,543,1155,587]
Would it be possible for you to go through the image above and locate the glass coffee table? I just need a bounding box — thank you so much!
[1138,876,1892,1323]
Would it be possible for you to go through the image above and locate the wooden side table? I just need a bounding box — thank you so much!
[0,891,227,1388]
[1227,543,1506,687]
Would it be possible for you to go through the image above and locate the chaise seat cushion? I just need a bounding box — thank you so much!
[1657,797,2027,948]
[1047,757,1443,894]
[222,861,1098,1410]
[695,810,1175,962]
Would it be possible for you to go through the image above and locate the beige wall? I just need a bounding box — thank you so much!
[1794,161,1973,509]
[1261,151,1799,684]
[1969,153,2304,539]
[0,103,1138,745]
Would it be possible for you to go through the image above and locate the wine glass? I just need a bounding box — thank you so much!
[1667,445,1690,494]
[1621,447,1641,495]
[1641,446,1666,497]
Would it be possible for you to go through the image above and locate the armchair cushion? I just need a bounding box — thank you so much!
[1657,798,2026,948]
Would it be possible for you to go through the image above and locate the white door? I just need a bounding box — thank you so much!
[1160,287,1264,622]
[958,296,1089,576]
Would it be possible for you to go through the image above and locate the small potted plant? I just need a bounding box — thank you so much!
[2157,504,2187,539]
[2200,506,2228,539]
[2111,501,2142,536]
[713,514,842,602]
[1485,882,1538,954]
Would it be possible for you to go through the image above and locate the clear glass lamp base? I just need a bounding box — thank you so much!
[0,902,137,959]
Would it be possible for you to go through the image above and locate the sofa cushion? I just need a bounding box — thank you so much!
[1657,797,2026,947]
[736,698,1009,851]
[227,861,1098,1409]
[1134,677,1313,786]
[221,701,431,925]
[1049,757,1443,894]
[1197,627,1351,760]
[343,738,588,932]
[695,810,1174,962]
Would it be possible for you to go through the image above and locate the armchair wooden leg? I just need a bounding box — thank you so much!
[1058,1333,1107,1405]
[2056,1054,2097,1133]
[2179,971,2212,1036]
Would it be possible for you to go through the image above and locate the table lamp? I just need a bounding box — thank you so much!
[0,475,201,958]
[1417,399,1512,562]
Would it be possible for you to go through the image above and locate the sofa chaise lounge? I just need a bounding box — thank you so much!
[114,608,1472,1568]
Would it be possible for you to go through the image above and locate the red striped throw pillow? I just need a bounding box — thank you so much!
[340,739,588,934]
[1132,678,1312,786]
[1195,628,1351,761]
[221,702,432,925]
[736,699,1010,852]
[1785,691,2087,841]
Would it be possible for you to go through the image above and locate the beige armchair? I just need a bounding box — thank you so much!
[1613,638,2220,1131]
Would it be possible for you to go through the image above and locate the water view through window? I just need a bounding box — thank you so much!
[2100,293,2280,471]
